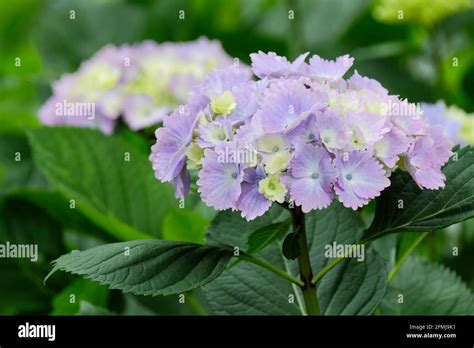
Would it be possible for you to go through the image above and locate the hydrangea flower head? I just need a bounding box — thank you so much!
[151,51,454,220]
[40,38,236,134]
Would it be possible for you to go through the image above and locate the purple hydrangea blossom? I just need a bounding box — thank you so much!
[250,51,309,79]
[237,166,273,220]
[308,54,354,83]
[150,107,198,183]
[347,70,388,96]
[257,77,326,133]
[197,147,244,210]
[405,126,454,189]
[40,37,237,133]
[374,128,410,168]
[286,144,337,212]
[151,51,454,219]
[334,150,391,209]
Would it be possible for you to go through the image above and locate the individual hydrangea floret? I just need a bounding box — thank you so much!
[150,51,455,220]
[39,37,236,134]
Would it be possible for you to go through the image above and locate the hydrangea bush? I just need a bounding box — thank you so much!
[39,37,235,133]
[150,51,454,218]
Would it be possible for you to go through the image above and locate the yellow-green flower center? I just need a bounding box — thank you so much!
[210,91,237,116]
[258,175,287,203]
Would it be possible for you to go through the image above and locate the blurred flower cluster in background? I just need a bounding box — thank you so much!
[40,38,234,133]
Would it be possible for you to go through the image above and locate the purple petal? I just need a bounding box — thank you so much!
[250,51,292,79]
[197,149,244,210]
[286,144,337,212]
[374,127,410,168]
[237,168,272,220]
[315,110,350,151]
[308,54,354,82]
[172,168,190,199]
[334,151,390,209]
[150,108,198,182]
[226,79,269,125]
[390,98,427,136]
[405,126,453,189]
[347,70,388,96]
[258,78,322,133]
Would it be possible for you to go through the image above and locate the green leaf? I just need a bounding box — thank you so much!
[51,278,108,315]
[388,232,428,282]
[365,146,474,241]
[204,208,303,315]
[0,259,50,314]
[204,202,387,315]
[381,256,474,315]
[247,219,290,255]
[317,249,387,315]
[0,135,46,194]
[0,198,65,314]
[206,205,288,248]
[282,232,300,260]
[306,202,387,315]
[306,202,364,271]
[0,197,65,261]
[77,301,114,316]
[0,77,40,135]
[47,240,234,297]
[27,127,177,240]
[205,244,304,315]
[162,209,209,244]
[8,188,110,241]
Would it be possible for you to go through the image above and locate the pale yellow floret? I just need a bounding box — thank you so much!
[329,91,360,115]
[265,149,292,175]
[258,175,287,203]
[185,143,205,170]
[256,134,286,153]
[357,90,385,114]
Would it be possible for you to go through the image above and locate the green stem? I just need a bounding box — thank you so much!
[388,232,428,283]
[312,232,430,286]
[311,257,344,285]
[312,239,369,285]
[238,253,304,287]
[290,206,320,315]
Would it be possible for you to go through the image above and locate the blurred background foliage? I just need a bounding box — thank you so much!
[0,0,473,315]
